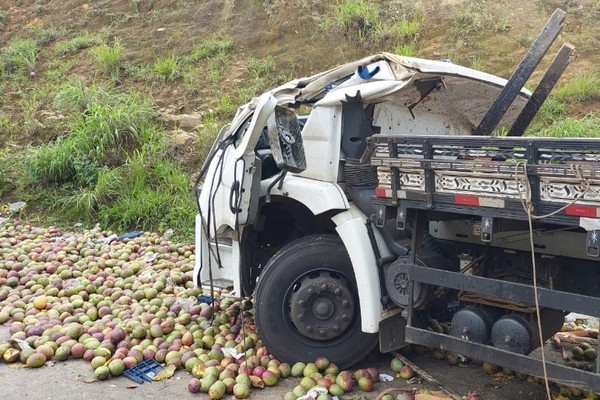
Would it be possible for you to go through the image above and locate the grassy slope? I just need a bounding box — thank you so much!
[0,0,599,238]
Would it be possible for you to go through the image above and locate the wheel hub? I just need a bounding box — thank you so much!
[289,273,354,341]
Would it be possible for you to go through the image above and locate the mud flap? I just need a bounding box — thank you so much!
[378,311,408,353]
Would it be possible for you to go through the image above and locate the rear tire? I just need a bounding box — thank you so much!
[254,234,378,369]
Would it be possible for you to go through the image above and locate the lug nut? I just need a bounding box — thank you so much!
[342,300,349,307]
[306,326,312,332]
[319,329,326,337]
[298,314,304,321]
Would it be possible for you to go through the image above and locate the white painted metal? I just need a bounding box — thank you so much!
[332,205,391,333]
[260,174,349,215]
[193,214,240,296]
[296,105,343,182]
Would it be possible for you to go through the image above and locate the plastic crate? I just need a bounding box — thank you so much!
[123,359,164,384]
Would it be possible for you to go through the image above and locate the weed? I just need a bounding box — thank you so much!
[94,166,124,201]
[124,62,153,82]
[92,37,123,80]
[0,145,28,198]
[539,96,568,119]
[58,186,102,220]
[69,94,156,163]
[536,114,600,138]
[182,65,204,95]
[29,85,156,186]
[215,95,238,118]
[97,146,196,234]
[394,15,423,39]
[26,136,77,184]
[195,119,222,163]
[395,43,418,57]
[43,58,77,82]
[247,55,276,80]
[237,86,259,104]
[334,0,381,43]
[130,0,142,13]
[187,34,234,62]
[0,38,40,76]
[154,55,181,81]
[149,9,165,22]
[53,78,113,113]
[0,9,6,29]
[0,115,19,137]
[552,72,600,103]
[29,23,68,46]
[469,55,485,71]
[54,32,104,55]
[495,17,511,33]
[19,95,41,135]
[450,0,491,37]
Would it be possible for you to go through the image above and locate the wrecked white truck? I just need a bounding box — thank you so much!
[193,9,600,392]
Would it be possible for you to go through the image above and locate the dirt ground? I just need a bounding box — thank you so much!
[1,325,554,400]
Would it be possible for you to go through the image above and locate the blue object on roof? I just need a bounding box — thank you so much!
[123,359,164,384]
[357,65,380,80]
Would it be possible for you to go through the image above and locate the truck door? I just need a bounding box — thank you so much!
[199,93,277,233]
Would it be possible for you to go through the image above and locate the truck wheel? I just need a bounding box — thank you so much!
[254,234,378,369]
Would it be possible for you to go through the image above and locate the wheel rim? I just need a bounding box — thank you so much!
[287,270,356,341]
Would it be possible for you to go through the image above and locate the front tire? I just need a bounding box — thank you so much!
[254,234,378,369]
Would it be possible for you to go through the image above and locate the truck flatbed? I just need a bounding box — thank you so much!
[366,134,600,227]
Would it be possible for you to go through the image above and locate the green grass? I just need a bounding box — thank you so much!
[43,58,77,82]
[469,55,485,71]
[0,10,6,29]
[392,15,423,39]
[18,94,42,135]
[247,55,276,80]
[96,146,196,234]
[28,84,156,186]
[552,72,600,103]
[26,136,78,184]
[0,38,40,77]
[495,17,511,33]
[24,80,195,236]
[154,55,181,81]
[187,34,234,62]
[395,43,418,57]
[28,23,68,46]
[53,78,113,113]
[54,32,105,55]
[450,0,492,37]
[334,0,381,43]
[534,114,600,138]
[92,38,124,80]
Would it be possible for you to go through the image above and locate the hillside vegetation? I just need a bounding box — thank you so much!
[1,0,600,240]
